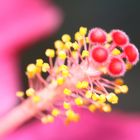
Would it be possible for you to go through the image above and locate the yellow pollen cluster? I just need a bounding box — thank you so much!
[54,40,64,50]
[32,95,41,103]
[82,50,89,58]
[98,94,106,103]
[65,110,80,124]
[120,85,128,94]
[92,93,99,101]
[36,59,43,67]
[76,81,89,89]
[107,33,112,42]
[42,63,50,72]
[106,93,118,104]
[75,32,83,41]
[112,48,121,56]
[16,91,24,97]
[85,90,92,99]
[58,50,67,60]
[65,41,72,50]
[45,49,55,58]
[51,108,60,117]
[62,34,71,43]
[88,104,96,112]
[26,64,37,78]
[41,115,54,124]
[57,77,64,85]
[63,102,71,109]
[63,88,72,96]
[26,88,35,97]
[72,42,80,50]
[74,97,84,106]
[126,63,133,70]
[102,104,112,112]
[79,26,87,36]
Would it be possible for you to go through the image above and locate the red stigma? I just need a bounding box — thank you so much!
[111,30,129,46]
[124,44,139,64]
[89,28,106,44]
[108,57,125,76]
[91,46,109,63]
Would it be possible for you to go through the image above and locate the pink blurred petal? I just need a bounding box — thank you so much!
[0,0,62,55]
[0,55,21,116]
[0,0,62,116]
[4,111,140,140]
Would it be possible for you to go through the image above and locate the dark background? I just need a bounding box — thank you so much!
[20,0,140,112]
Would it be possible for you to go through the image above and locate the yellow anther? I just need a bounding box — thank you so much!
[92,93,99,101]
[106,93,118,104]
[114,78,124,85]
[58,50,67,60]
[57,77,64,85]
[114,87,121,94]
[72,42,80,50]
[61,64,68,70]
[75,32,83,41]
[45,49,55,58]
[62,34,71,43]
[26,88,35,96]
[107,33,112,42]
[76,81,88,89]
[41,115,54,124]
[32,95,41,103]
[42,63,50,72]
[65,41,72,49]
[99,66,107,74]
[76,81,82,89]
[98,94,106,103]
[112,48,121,56]
[104,43,110,48]
[102,104,112,112]
[126,63,133,70]
[86,37,89,43]
[63,102,71,109]
[63,88,72,96]
[81,81,89,88]
[120,85,128,94]
[36,59,43,67]
[54,40,64,50]
[66,110,79,122]
[94,103,102,109]
[62,70,69,77]
[79,26,87,36]
[16,91,24,97]
[51,108,60,117]
[26,64,37,78]
[74,97,83,106]
[88,104,96,112]
[82,50,89,58]
[58,65,68,72]
[85,90,92,99]
[71,51,78,59]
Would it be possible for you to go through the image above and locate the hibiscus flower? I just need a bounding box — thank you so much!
[0,1,140,140]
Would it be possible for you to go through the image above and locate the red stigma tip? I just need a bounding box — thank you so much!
[108,57,126,76]
[89,28,107,44]
[111,30,129,46]
[91,46,109,63]
[124,44,139,64]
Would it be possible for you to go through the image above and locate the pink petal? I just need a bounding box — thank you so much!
[0,0,62,55]
[4,111,140,140]
[0,0,62,116]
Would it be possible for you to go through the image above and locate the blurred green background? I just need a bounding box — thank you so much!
[20,0,140,112]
